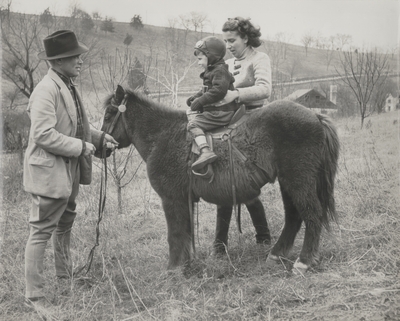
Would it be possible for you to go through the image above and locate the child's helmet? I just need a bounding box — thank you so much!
[194,36,226,65]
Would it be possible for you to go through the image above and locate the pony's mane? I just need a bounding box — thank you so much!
[104,88,185,121]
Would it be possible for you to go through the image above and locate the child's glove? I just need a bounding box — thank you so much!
[186,96,195,106]
[190,98,202,111]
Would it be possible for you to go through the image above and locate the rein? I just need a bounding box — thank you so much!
[76,95,128,275]
[76,146,108,275]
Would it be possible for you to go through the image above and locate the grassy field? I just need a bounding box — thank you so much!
[0,110,399,320]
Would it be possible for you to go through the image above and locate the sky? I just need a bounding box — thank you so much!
[7,0,399,49]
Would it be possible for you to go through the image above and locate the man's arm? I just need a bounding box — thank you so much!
[29,83,83,157]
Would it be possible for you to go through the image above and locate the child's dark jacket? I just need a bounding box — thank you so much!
[188,61,238,112]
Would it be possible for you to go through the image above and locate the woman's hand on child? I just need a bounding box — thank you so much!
[214,90,239,106]
[190,98,202,111]
[187,96,195,106]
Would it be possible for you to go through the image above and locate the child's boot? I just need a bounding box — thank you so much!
[192,135,217,171]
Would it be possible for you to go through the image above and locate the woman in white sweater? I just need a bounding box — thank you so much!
[214,17,272,254]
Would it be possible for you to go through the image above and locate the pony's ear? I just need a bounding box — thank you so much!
[114,85,125,105]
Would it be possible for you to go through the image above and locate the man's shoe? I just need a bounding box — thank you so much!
[192,150,218,171]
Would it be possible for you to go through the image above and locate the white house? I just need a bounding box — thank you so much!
[384,94,399,112]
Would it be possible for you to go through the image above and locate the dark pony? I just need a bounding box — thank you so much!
[100,85,340,272]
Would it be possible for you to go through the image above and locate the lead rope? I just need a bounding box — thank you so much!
[76,94,127,276]
[76,145,108,275]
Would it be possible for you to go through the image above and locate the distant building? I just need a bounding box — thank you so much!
[384,94,399,112]
[285,88,337,114]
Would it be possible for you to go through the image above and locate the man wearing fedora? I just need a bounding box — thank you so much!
[23,30,118,306]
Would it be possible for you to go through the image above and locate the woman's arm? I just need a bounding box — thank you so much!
[215,52,272,106]
[236,53,271,103]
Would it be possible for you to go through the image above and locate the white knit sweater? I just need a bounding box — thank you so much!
[226,46,272,107]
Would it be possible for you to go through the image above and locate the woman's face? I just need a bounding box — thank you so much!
[223,31,248,58]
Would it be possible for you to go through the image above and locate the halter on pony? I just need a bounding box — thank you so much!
[107,93,128,135]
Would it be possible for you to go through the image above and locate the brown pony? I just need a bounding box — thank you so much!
[100,85,340,272]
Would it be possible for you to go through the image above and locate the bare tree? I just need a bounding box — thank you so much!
[4,87,21,109]
[264,41,285,80]
[209,19,218,36]
[389,45,398,59]
[167,16,179,29]
[109,146,142,215]
[179,13,192,31]
[328,35,337,50]
[325,50,336,71]
[323,42,336,70]
[301,32,314,56]
[190,11,207,35]
[143,24,196,107]
[274,32,291,60]
[312,32,325,49]
[336,49,390,127]
[285,56,302,81]
[335,83,358,117]
[88,47,140,214]
[178,13,192,46]
[335,33,352,51]
[1,12,43,98]
[91,47,135,94]
[139,29,159,90]
[147,51,195,107]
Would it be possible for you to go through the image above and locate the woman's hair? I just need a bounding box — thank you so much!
[222,17,262,48]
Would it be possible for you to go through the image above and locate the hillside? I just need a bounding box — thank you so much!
[85,20,346,89]
[4,12,394,112]
[1,12,397,125]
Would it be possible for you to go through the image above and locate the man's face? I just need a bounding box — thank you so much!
[59,55,83,78]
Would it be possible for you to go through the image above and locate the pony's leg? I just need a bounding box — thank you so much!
[214,205,232,254]
[162,198,192,269]
[293,195,323,273]
[268,185,302,262]
[245,197,271,244]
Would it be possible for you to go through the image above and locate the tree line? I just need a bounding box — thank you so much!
[1,2,396,153]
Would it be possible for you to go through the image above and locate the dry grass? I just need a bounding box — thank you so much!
[1,111,399,320]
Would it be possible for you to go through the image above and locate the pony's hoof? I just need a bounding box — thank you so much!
[265,254,280,267]
[292,258,308,275]
[212,247,227,257]
[212,242,228,257]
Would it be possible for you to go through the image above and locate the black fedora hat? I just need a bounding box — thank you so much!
[38,30,88,60]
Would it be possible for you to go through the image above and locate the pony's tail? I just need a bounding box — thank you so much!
[316,114,340,230]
